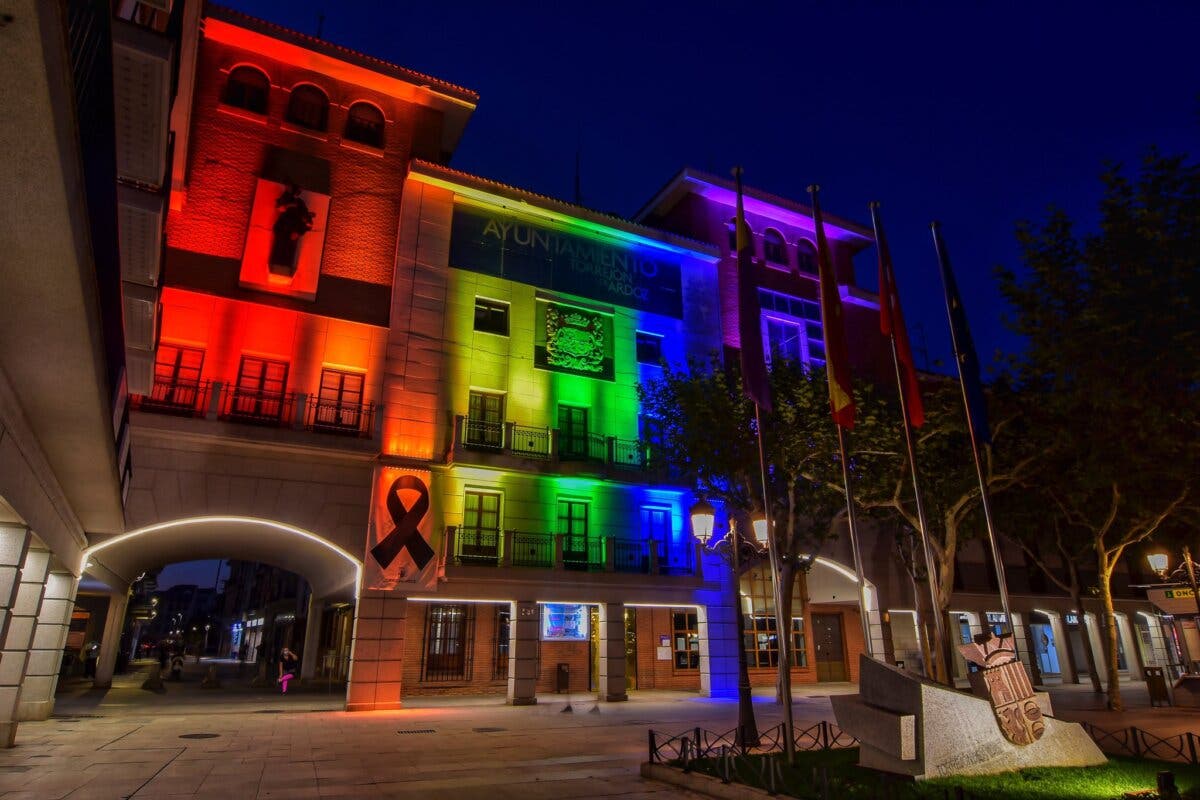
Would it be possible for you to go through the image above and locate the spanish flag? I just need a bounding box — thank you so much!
[735,168,772,412]
[871,203,925,428]
[809,186,855,429]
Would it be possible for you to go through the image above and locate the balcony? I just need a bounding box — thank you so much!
[130,379,379,439]
[453,415,667,478]
[445,527,698,576]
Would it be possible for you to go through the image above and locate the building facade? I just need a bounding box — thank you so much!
[0,0,1173,745]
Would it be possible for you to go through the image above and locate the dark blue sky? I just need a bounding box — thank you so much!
[223,0,1197,372]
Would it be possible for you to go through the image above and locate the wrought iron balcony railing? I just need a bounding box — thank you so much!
[132,379,379,440]
[444,527,699,576]
[454,415,663,475]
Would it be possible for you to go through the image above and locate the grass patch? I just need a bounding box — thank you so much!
[674,748,1200,800]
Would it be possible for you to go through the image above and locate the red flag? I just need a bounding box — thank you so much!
[808,186,855,429]
[735,169,771,411]
[871,203,925,428]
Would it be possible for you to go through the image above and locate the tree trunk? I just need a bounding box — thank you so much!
[775,560,797,703]
[1069,585,1103,694]
[1096,557,1123,711]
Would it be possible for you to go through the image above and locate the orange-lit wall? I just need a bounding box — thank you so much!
[166,23,443,288]
[159,287,386,402]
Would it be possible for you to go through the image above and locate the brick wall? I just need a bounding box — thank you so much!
[168,34,435,288]
[634,607,701,691]
[401,603,507,697]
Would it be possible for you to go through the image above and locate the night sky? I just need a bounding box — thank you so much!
[160,3,1195,585]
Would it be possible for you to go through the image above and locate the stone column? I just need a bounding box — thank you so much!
[697,549,739,699]
[18,569,77,721]
[345,590,406,711]
[300,594,323,680]
[0,527,33,748]
[507,600,538,705]
[93,589,130,688]
[598,602,627,701]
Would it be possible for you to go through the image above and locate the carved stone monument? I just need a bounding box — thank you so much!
[831,653,1105,779]
[960,632,1044,744]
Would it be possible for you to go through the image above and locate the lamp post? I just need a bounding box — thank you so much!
[691,497,760,750]
[1147,547,1200,673]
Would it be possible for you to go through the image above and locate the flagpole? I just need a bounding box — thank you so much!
[809,183,874,659]
[930,221,1015,642]
[869,202,946,682]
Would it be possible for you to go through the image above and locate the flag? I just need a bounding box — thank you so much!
[734,168,771,411]
[870,203,925,428]
[809,186,855,429]
[931,223,991,444]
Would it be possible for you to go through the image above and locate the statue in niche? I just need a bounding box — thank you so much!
[269,183,314,275]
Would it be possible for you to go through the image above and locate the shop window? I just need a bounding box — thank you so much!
[148,344,205,410]
[230,356,289,422]
[672,610,700,670]
[635,332,663,365]
[474,297,509,335]
[466,391,504,449]
[224,66,270,114]
[460,491,501,563]
[763,228,787,265]
[314,368,365,431]
[344,102,385,148]
[741,568,807,668]
[493,607,510,679]
[285,84,329,131]
[796,240,818,274]
[421,604,474,681]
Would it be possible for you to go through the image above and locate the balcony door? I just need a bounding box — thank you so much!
[315,368,365,431]
[558,405,588,460]
[459,491,501,564]
[558,499,590,570]
[467,391,504,449]
[151,344,204,411]
[232,356,289,422]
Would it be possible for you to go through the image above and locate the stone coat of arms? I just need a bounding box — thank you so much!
[959,632,1045,745]
[545,306,605,373]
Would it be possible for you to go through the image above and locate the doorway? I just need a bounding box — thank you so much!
[812,613,847,682]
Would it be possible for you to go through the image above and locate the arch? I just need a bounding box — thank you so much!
[344,101,385,148]
[285,83,329,131]
[795,239,817,274]
[83,516,362,600]
[763,228,788,265]
[223,65,270,114]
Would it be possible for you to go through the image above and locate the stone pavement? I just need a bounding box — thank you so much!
[2,661,1196,799]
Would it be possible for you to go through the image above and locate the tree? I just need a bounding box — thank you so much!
[997,149,1199,710]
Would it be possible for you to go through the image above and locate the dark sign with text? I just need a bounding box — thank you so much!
[449,204,684,318]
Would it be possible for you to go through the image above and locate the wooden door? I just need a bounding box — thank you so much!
[813,613,847,682]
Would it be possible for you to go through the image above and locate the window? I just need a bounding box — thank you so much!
[474,298,509,336]
[421,604,474,681]
[635,332,663,365]
[223,66,270,114]
[285,84,328,131]
[759,289,825,368]
[493,607,510,679]
[796,240,818,274]
[459,491,501,563]
[558,405,590,460]
[230,356,289,422]
[344,102,385,148]
[466,391,504,449]
[148,344,205,411]
[558,499,591,570]
[741,568,807,668]
[314,368,365,431]
[763,228,787,265]
[672,611,700,670]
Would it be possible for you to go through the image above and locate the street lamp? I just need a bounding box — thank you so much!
[690,497,760,750]
[1146,547,1200,673]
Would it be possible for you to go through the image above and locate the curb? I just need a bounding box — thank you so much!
[640,762,776,799]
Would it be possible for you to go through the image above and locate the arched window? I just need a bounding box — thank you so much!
[763,228,787,265]
[796,240,818,274]
[285,84,329,131]
[344,102,385,148]
[223,66,270,114]
[727,217,752,254]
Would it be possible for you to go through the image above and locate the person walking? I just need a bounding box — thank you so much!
[277,647,299,694]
